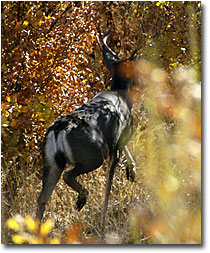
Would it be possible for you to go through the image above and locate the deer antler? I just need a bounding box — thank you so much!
[129,18,160,60]
[129,19,147,60]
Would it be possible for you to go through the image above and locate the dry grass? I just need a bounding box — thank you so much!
[1,142,148,244]
[1,62,201,244]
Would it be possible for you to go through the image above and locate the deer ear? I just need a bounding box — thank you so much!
[98,25,121,73]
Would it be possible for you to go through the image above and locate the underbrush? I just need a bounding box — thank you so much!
[2,141,148,244]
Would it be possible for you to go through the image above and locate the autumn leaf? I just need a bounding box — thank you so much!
[23,20,29,27]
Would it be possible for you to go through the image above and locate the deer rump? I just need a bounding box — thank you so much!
[44,90,133,177]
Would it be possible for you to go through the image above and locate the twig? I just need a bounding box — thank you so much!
[47,3,72,34]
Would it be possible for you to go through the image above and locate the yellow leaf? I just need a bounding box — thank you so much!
[5,110,10,116]
[7,218,23,231]
[6,96,11,102]
[39,219,54,236]
[29,237,42,244]
[23,20,29,27]
[57,66,62,71]
[12,234,25,244]
[25,216,39,233]
[49,237,60,244]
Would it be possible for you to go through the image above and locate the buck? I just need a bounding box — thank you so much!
[36,26,141,226]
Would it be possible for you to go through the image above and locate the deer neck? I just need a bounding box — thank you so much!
[111,77,133,110]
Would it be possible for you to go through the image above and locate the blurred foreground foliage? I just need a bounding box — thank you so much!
[6,214,84,244]
[2,1,201,244]
[128,61,201,244]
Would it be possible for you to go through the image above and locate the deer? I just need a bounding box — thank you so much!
[36,25,144,230]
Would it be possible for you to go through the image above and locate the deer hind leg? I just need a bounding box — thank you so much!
[36,164,63,220]
[101,152,120,236]
[36,151,66,221]
[63,164,88,211]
